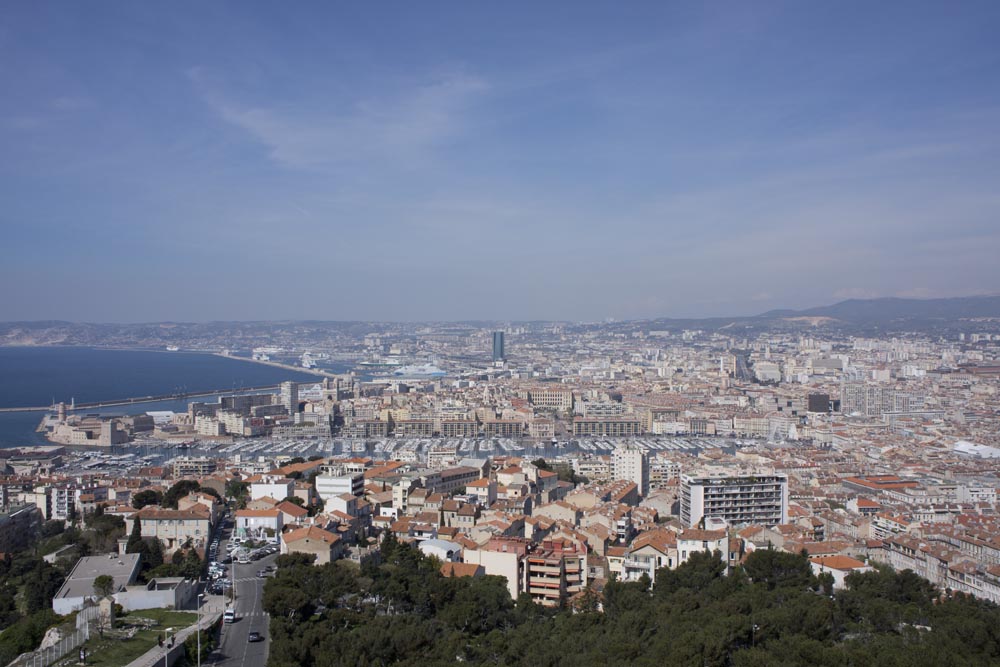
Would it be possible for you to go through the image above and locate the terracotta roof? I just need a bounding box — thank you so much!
[275,501,309,518]
[679,529,727,542]
[283,526,339,545]
[440,562,482,578]
[810,555,869,571]
[631,528,678,554]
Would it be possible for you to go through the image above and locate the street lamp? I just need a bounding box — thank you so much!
[163,630,173,667]
[197,593,205,667]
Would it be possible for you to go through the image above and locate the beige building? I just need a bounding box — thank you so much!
[281,526,343,565]
[125,506,212,553]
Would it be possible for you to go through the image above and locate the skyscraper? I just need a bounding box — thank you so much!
[492,331,505,362]
[280,381,299,416]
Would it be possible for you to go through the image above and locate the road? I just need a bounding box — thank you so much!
[205,537,277,666]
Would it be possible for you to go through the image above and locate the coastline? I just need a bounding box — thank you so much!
[209,352,340,378]
[0,346,323,412]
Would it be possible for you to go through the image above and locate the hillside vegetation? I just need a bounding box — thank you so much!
[264,537,1000,667]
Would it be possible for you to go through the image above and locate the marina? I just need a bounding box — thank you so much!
[53,435,747,476]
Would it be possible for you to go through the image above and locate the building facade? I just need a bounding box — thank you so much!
[680,473,788,528]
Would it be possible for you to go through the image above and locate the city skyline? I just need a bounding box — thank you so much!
[3,2,1000,322]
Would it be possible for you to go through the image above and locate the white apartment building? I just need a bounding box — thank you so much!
[680,472,788,528]
[612,444,649,496]
[315,473,364,503]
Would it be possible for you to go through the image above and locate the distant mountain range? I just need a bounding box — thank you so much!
[1,295,999,346]
[757,295,1000,324]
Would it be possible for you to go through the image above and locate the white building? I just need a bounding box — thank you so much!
[315,473,364,503]
[809,555,873,589]
[612,444,649,496]
[680,472,788,528]
[677,529,729,567]
[234,508,283,541]
[280,381,299,416]
[249,475,295,502]
[52,553,141,615]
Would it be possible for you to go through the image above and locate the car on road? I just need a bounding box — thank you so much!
[223,609,236,624]
[248,631,263,643]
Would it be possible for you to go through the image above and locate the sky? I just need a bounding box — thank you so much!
[2,2,1000,322]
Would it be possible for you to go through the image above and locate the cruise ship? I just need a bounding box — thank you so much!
[392,363,447,378]
[359,357,403,369]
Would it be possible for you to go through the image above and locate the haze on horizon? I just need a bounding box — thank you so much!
[2,2,999,323]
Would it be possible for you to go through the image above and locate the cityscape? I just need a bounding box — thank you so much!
[3,2,1000,667]
[2,304,1000,664]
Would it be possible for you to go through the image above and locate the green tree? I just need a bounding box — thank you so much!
[93,574,114,598]
[531,458,552,470]
[162,480,201,509]
[743,549,815,591]
[126,517,143,553]
[132,489,162,509]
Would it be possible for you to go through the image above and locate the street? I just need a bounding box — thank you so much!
[205,534,277,666]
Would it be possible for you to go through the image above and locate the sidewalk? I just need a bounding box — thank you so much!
[123,599,224,667]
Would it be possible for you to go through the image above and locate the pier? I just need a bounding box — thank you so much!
[0,384,283,413]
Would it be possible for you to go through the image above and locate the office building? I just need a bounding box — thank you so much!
[807,393,831,413]
[492,331,505,362]
[280,381,299,416]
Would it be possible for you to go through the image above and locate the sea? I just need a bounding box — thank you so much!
[0,347,337,447]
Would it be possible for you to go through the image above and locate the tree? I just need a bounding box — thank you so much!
[743,549,815,591]
[531,458,552,471]
[162,480,201,509]
[132,490,162,509]
[198,486,222,502]
[181,549,203,580]
[93,574,114,598]
[226,479,249,508]
[126,517,143,553]
[40,520,64,539]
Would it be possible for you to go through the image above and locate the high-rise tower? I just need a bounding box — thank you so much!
[280,381,299,416]
[492,331,505,362]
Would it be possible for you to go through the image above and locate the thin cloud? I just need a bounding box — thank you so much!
[190,67,488,169]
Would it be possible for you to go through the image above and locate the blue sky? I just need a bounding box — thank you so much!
[2,2,999,322]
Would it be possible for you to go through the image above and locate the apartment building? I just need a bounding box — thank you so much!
[680,473,788,528]
[171,456,217,478]
[573,417,643,437]
[440,420,479,437]
[612,444,649,496]
[523,389,574,411]
[525,539,587,608]
[125,506,212,552]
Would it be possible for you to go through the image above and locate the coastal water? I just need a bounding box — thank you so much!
[0,347,324,447]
